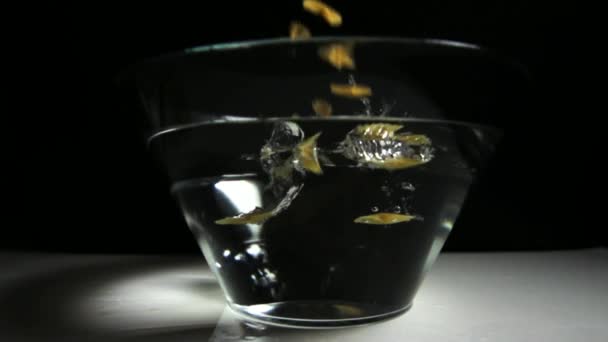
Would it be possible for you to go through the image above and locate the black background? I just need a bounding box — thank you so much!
[4,1,601,253]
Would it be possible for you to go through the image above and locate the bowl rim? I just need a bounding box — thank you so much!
[181,36,484,54]
[117,35,529,81]
[147,116,504,146]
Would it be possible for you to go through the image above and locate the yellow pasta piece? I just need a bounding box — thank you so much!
[354,123,403,139]
[295,132,323,174]
[367,157,426,170]
[330,83,372,98]
[215,207,274,225]
[303,0,342,27]
[354,213,417,225]
[289,21,311,40]
[312,98,333,117]
[395,134,432,145]
[318,43,355,70]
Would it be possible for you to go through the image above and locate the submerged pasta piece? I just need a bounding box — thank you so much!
[330,83,372,98]
[318,43,355,70]
[355,123,403,139]
[341,123,434,170]
[312,98,332,117]
[303,0,342,27]
[354,213,417,225]
[215,185,303,226]
[353,123,432,145]
[215,207,274,225]
[394,134,432,146]
[289,21,311,40]
[366,157,426,170]
[295,132,323,174]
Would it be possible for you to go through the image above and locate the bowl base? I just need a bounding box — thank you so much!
[228,300,411,329]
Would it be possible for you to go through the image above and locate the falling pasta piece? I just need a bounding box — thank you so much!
[367,157,426,170]
[354,213,417,225]
[395,134,432,146]
[302,0,326,13]
[289,21,311,40]
[321,8,342,26]
[215,207,275,225]
[355,123,403,139]
[303,0,342,27]
[330,83,372,98]
[295,132,323,174]
[312,98,333,117]
[318,43,355,70]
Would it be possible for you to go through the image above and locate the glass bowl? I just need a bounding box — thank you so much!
[118,37,525,328]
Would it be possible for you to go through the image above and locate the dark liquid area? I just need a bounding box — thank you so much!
[151,118,491,323]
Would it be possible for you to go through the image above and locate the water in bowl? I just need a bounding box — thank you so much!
[150,117,485,327]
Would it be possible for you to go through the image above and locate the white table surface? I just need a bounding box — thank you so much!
[1,249,606,341]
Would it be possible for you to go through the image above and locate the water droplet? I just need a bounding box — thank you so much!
[392,205,402,213]
[361,97,372,116]
[348,74,356,85]
[379,100,396,116]
[371,206,379,212]
[246,244,262,256]
[380,185,390,192]
[215,262,222,269]
[240,154,256,161]
[401,182,415,191]
[262,268,278,282]
[246,244,267,261]
[223,249,231,257]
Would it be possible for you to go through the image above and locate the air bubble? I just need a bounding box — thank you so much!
[401,182,415,191]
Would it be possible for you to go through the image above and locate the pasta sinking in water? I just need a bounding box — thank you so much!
[295,132,323,174]
[215,207,275,225]
[355,123,432,145]
[366,157,425,170]
[312,98,332,117]
[354,213,417,225]
[318,43,355,70]
[289,21,311,40]
[330,83,372,98]
[303,0,342,27]
[355,123,403,139]
[395,134,432,146]
[216,185,304,226]
[342,123,434,170]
